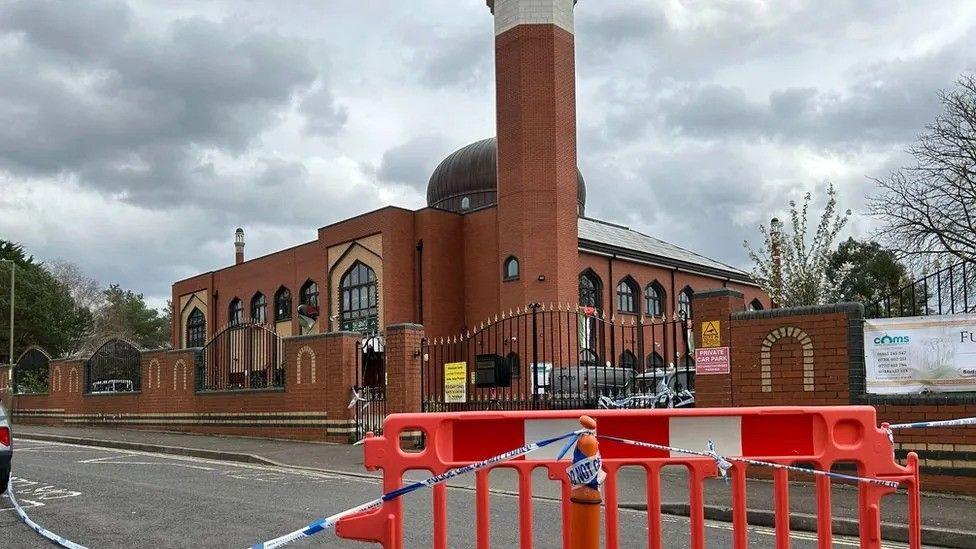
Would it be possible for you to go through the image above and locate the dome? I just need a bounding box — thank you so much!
[426,137,586,214]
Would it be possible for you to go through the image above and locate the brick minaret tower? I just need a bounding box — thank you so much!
[490,0,580,310]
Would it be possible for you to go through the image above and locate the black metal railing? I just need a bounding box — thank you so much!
[421,303,695,412]
[85,338,141,393]
[867,259,976,318]
[14,347,51,394]
[196,321,284,392]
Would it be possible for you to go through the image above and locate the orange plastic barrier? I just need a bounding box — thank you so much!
[335,406,920,549]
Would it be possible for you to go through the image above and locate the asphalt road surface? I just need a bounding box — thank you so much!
[1,439,908,548]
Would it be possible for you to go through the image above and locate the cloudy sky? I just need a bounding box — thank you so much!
[1,0,974,309]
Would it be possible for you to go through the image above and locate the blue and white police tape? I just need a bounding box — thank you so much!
[597,435,900,489]
[567,453,605,489]
[5,478,89,549]
[249,428,592,549]
[888,416,976,430]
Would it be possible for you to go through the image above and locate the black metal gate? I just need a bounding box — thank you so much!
[421,303,694,412]
[354,334,387,439]
[197,321,284,392]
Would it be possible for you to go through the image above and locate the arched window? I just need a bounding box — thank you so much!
[341,261,379,333]
[228,298,244,325]
[619,350,637,369]
[616,277,639,314]
[250,293,267,324]
[678,288,694,319]
[645,282,665,316]
[507,352,521,379]
[579,270,602,309]
[274,286,292,321]
[460,196,471,210]
[503,256,520,281]
[186,308,206,348]
[648,352,665,368]
[300,280,319,308]
[749,298,765,311]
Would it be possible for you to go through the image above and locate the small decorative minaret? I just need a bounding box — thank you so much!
[235,228,245,265]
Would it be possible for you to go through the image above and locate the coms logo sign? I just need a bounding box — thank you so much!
[874,333,910,345]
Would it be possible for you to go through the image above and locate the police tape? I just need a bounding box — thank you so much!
[249,428,591,549]
[887,416,976,430]
[597,435,901,489]
[5,478,90,549]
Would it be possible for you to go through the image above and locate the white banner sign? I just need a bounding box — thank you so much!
[864,314,976,394]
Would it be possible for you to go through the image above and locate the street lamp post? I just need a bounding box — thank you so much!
[0,259,13,391]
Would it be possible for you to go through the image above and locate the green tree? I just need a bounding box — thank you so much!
[826,238,912,305]
[85,285,170,350]
[743,183,851,307]
[0,240,92,361]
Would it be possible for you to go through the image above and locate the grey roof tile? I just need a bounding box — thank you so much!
[578,217,752,280]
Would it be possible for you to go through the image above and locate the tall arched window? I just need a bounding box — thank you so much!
[228,298,244,325]
[250,293,267,324]
[645,282,665,316]
[341,261,378,333]
[274,286,292,321]
[616,277,639,314]
[619,350,637,369]
[503,256,519,281]
[579,270,602,309]
[300,280,319,308]
[749,298,765,311]
[648,352,665,368]
[679,287,694,319]
[186,308,206,348]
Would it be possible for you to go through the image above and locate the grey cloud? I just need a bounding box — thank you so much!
[375,135,452,190]
[0,0,320,203]
[301,82,349,136]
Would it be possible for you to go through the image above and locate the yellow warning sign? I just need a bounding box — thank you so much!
[701,321,721,348]
[444,362,467,403]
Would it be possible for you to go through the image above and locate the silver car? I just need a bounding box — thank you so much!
[0,402,10,494]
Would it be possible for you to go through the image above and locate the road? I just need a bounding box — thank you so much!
[1,438,907,548]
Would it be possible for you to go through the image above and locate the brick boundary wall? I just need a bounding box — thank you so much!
[693,289,976,495]
[0,326,424,444]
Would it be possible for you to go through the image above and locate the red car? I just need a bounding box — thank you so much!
[0,402,11,494]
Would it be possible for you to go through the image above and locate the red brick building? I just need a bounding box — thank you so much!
[171,0,767,354]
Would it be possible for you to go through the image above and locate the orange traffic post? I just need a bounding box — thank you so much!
[568,415,602,549]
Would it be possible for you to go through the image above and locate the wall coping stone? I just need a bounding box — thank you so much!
[733,302,864,321]
[287,331,359,342]
[694,288,744,300]
[386,323,425,332]
[195,386,286,396]
[83,391,143,398]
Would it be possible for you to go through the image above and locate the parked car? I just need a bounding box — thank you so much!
[90,379,134,393]
[598,368,695,409]
[547,365,635,399]
[1,401,11,494]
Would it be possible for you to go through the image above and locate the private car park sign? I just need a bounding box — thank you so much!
[695,347,731,375]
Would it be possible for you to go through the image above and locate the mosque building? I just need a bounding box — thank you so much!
[171,0,767,357]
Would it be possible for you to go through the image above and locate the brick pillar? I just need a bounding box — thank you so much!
[323,331,361,440]
[692,289,744,407]
[385,323,424,415]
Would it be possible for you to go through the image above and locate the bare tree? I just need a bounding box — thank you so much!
[47,260,104,311]
[744,183,851,307]
[870,75,976,263]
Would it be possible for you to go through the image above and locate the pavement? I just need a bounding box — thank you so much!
[3,438,906,548]
[9,425,976,548]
